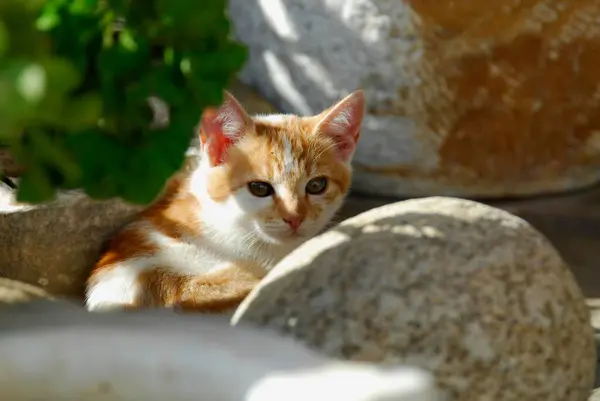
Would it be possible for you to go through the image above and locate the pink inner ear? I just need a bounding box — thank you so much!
[316,90,365,162]
[199,93,252,166]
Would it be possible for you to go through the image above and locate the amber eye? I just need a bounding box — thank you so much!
[306,177,327,195]
[247,181,274,197]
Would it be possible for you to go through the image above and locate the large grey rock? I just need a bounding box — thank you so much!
[0,300,438,401]
[0,184,142,299]
[228,0,600,198]
[232,197,596,401]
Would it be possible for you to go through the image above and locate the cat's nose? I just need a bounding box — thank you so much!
[283,216,303,230]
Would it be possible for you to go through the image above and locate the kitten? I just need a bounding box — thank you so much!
[85,89,365,313]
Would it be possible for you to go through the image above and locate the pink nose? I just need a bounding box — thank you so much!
[283,216,303,230]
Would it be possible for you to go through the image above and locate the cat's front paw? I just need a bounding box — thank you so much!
[85,266,142,312]
[86,300,138,312]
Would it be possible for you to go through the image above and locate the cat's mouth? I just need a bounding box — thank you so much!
[253,220,318,245]
[272,231,304,242]
[258,227,309,244]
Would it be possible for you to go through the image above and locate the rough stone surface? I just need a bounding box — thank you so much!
[0,184,143,299]
[337,185,600,299]
[229,0,600,198]
[233,197,596,401]
[0,81,276,299]
[0,278,54,306]
[0,300,437,401]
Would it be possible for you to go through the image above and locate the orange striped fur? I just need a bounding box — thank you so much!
[85,90,365,313]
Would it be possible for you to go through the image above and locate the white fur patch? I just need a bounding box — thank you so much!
[281,137,296,175]
[189,158,289,266]
[329,109,351,134]
[85,230,239,312]
[218,104,245,139]
[253,114,293,124]
[147,230,230,275]
[85,259,146,312]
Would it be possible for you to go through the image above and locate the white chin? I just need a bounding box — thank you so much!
[254,228,287,244]
[254,223,317,245]
[260,233,285,244]
[258,229,306,245]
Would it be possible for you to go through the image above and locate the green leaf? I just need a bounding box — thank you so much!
[16,63,46,103]
[36,8,61,31]
[1,0,248,204]
[61,93,102,130]
[41,56,82,95]
[16,165,56,203]
[0,20,9,55]
[65,129,127,199]
[69,0,97,14]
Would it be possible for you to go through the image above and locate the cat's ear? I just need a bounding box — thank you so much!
[313,90,365,162]
[199,91,254,166]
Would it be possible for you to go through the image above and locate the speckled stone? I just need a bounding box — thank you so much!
[232,197,596,401]
[0,185,143,299]
[229,0,600,198]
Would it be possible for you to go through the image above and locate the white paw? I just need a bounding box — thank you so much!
[85,263,142,312]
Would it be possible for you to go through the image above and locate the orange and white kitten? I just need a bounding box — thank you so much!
[85,89,365,313]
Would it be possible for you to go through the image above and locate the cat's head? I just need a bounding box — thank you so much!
[196,90,365,247]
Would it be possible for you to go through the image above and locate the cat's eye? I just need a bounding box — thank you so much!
[248,181,274,197]
[306,177,327,195]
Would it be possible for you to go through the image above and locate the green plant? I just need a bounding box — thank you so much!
[0,0,246,204]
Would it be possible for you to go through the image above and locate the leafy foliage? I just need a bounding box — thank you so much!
[0,0,246,204]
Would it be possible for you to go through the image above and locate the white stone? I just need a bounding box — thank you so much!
[0,301,438,401]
